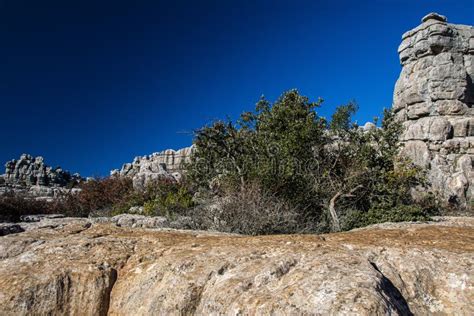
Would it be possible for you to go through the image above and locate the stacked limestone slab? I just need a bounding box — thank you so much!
[0,154,82,200]
[111,146,195,189]
[2,154,80,187]
[393,13,474,207]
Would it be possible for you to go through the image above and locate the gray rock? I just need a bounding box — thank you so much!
[20,214,65,223]
[361,122,376,131]
[169,216,194,230]
[422,12,447,23]
[402,117,453,141]
[452,118,474,137]
[89,214,195,230]
[0,224,24,236]
[0,154,82,200]
[111,214,170,229]
[127,206,144,215]
[400,141,431,168]
[393,13,474,207]
[113,146,194,189]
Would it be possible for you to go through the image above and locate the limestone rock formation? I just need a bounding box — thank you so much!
[0,154,82,200]
[393,13,474,207]
[3,154,80,187]
[112,146,194,189]
[0,216,472,315]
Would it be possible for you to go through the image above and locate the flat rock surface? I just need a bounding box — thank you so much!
[0,217,472,315]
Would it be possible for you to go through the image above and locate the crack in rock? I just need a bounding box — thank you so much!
[369,261,414,316]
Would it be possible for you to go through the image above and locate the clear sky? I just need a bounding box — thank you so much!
[1,0,473,176]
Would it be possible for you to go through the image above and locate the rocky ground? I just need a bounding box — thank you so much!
[0,216,472,315]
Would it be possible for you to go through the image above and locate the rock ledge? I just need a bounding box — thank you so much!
[0,217,472,315]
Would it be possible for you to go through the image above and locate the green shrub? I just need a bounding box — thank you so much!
[186,89,437,233]
[342,204,432,230]
[141,180,194,218]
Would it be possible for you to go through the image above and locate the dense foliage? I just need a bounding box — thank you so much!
[142,179,194,217]
[0,193,69,222]
[0,177,194,221]
[1,90,440,234]
[186,90,437,233]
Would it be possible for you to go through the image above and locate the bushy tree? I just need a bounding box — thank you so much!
[187,90,436,233]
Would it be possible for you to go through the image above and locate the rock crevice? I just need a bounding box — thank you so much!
[369,261,413,316]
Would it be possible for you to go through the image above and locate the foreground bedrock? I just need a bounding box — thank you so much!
[0,217,472,315]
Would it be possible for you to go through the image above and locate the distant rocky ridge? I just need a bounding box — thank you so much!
[393,13,474,207]
[111,146,195,189]
[0,147,196,200]
[0,154,81,200]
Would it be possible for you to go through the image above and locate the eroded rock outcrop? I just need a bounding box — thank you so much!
[0,154,82,200]
[0,217,472,315]
[111,146,194,189]
[393,13,474,206]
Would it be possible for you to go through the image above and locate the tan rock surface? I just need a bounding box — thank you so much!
[0,217,473,315]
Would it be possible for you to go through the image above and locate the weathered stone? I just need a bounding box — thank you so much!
[437,100,467,115]
[0,154,82,200]
[422,12,447,23]
[0,224,24,236]
[442,137,473,153]
[112,214,169,229]
[406,102,431,119]
[19,214,65,222]
[0,217,472,315]
[88,214,194,230]
[456,154,473,174]
[362,122,376,131]
[402,117,453,141]
[393,13,474,207]
[113,146,194,189]
[127,206,144,215]
[400,141,431,168]
[452,118,474,137]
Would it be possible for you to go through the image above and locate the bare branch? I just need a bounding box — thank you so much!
[328,185,364,232]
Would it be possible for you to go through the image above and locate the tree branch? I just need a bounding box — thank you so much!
[328,184,364,232]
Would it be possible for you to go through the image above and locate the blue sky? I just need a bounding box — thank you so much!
[1,0,473,176]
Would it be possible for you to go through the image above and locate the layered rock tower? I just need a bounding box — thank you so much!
[111,146,194,189]
[393,13,474,207]
[0,154,81,200]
